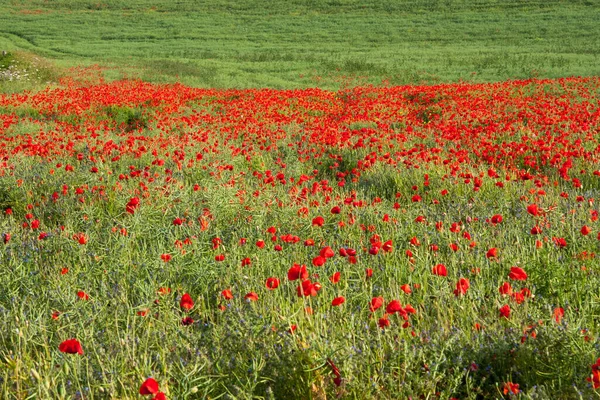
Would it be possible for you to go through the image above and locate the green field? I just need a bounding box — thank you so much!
[2,1,600,399]
[1,0,600,89]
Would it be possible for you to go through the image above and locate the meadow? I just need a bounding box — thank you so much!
[1,1,600,399]
[0,72,599,398]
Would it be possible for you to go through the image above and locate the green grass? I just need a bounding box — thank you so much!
[1,0,599,89]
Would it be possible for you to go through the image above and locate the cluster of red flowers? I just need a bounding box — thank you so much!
[2,75,599,395]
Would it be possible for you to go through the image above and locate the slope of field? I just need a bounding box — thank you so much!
[1,0,599,88]
[0,76,599,398]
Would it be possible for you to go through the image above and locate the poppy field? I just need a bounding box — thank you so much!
[1,73,600,399]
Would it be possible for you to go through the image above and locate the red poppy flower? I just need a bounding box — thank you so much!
[449,243,459,252]
[312,216,324,227]
[157,287,171,295]
[432,264,447,276]
[265,277,280,290]
[386,300,403,314]
[331,296,345,306]
[152,392,166,400]
[256,240,265,248]
[297,279,320,297]
[526,204,540,216]
[179,293,194,310]
[181,316,194,325]
[370,296,384,312]
[365,268,373,278]
[512,292,525,304]
[588,359,600,388]
[486,248,498,258]
[160,254,171,263]
[221,289,233,300]
[126,197,140,214]
[329,271,341,284]
[382,240,393,253]
[312,255,326,267]
[400,284,412,294]
[319,246,335,259]
[453,278,470,296]
[330,206,341,214]
[502,382,520,395]
[490,214,503,224]
[244,292,258,302]
[553,307,564,323]
[368,246,379,255]
[139,377,159,395]
[530,226,542,235]
[581,225,592,236]
[74,233,87,245]
[77,290,89,300]
[499,282,512,295]
[499,304,511,319]
[378,315,390,328]
[552,237,567,248]
[508,266,527,281]
[59,338,84,355]
[287,264,309,281]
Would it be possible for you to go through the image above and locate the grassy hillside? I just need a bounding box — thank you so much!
[0,0,599,88]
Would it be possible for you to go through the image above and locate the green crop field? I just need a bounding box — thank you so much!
[1,0,600,89]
